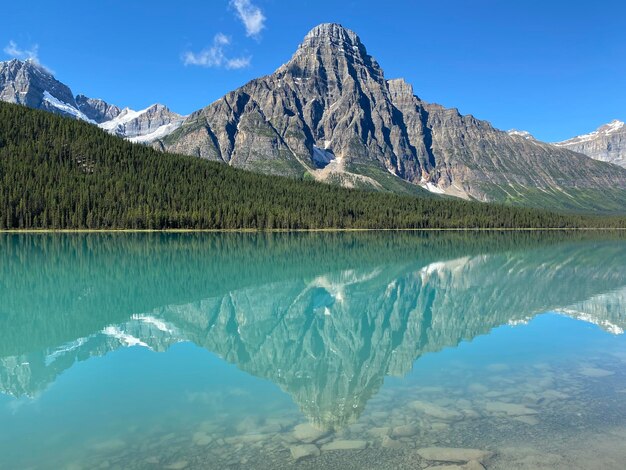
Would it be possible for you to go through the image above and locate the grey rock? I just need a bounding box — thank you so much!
[292,423,329,443]
[381,436,403,449]
[416,447,493,463]
[484,401,538,416]
[161,23,626,210]
[290,444,320,461]
[100,104,185,142]
[554,120,626,168]
[320,439,368,451]
[76,94,122,123]
[409,400,462,420]
[0,59,86,120]
[391,424,419,438]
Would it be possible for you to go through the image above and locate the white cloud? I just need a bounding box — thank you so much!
[183,34,251,70]
[3,40,39,63]
[3,40,54,73]
[231,0,266,38]
[225,56,251,69]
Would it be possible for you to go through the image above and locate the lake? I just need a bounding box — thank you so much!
[0,232,625,469]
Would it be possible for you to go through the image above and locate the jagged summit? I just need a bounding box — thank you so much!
[302,22,362,44]
[280,22,381,82]
[0,58,78,114]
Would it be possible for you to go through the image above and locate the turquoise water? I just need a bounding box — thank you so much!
[0,232,625,469]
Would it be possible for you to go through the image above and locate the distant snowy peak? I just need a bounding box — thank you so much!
[554,119,626,169]
[507,129,536,140]
[0,58,84,120]
[98,104,185,141]
[555,119,625,146]
[0,58,184,144]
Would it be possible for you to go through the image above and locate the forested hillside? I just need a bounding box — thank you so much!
[0,103,624,230]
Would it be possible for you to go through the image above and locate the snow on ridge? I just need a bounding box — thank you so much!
[556,308,624,335]
[131,314,176,334]
[42,91,95,124]
[127,121,184,143]
[102,326,150,348]
[507,129,535,140]
[554,119,625,146]
[98,106,153,131]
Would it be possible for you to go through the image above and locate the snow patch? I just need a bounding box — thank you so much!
[128,121,183,143]
[132,314,175,333]
[42,91,95,123]
[557,308,624,335]
[102,326,150,348]
[45,336,90,366]
[554,120,625,146]
[507,129,535,140]
[420,181,445,194]
[99,106,151,131]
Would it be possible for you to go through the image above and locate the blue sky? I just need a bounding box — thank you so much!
[2,0,625,142]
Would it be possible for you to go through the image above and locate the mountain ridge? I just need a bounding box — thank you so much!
[554,119,626,168]
[2,23,626,212]
[0,58,184,141]
[161,23,626,211]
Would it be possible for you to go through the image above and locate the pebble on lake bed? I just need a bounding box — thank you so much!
[391,424,419,438]
[290,444,320,461]
[579,367,614,377]
[292,423,330,443]
[320,439,368,451]
[416,447,493,463]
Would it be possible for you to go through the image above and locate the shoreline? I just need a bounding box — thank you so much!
[0,227,625,234]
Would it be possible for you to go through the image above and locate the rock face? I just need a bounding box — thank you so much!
[0,59,92,121]
[76,94,122,123]
[554,120,626,168]
[162,23,626,210]
[0,59,182,142]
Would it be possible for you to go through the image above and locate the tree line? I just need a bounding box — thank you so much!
[0,102,624,230]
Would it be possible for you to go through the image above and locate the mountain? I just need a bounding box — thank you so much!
[0,58,93,121]
[161,23,626,212]
[2,27,626,213]
[8,101,616,230]
[554,120,626,168]
[0,58,183,142]
[99,103,185,143]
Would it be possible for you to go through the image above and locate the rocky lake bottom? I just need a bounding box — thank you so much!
[7,318,624,470]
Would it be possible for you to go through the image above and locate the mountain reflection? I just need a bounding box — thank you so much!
[0,232,625,429]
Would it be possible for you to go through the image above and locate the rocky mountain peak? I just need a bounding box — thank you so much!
[0,58,77,113]
[281,22,382,83]
[75,94,122,124]
[162,24,626,211]
[554,119,626,168]
[302,23,361,45]
[598,119,624,134]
